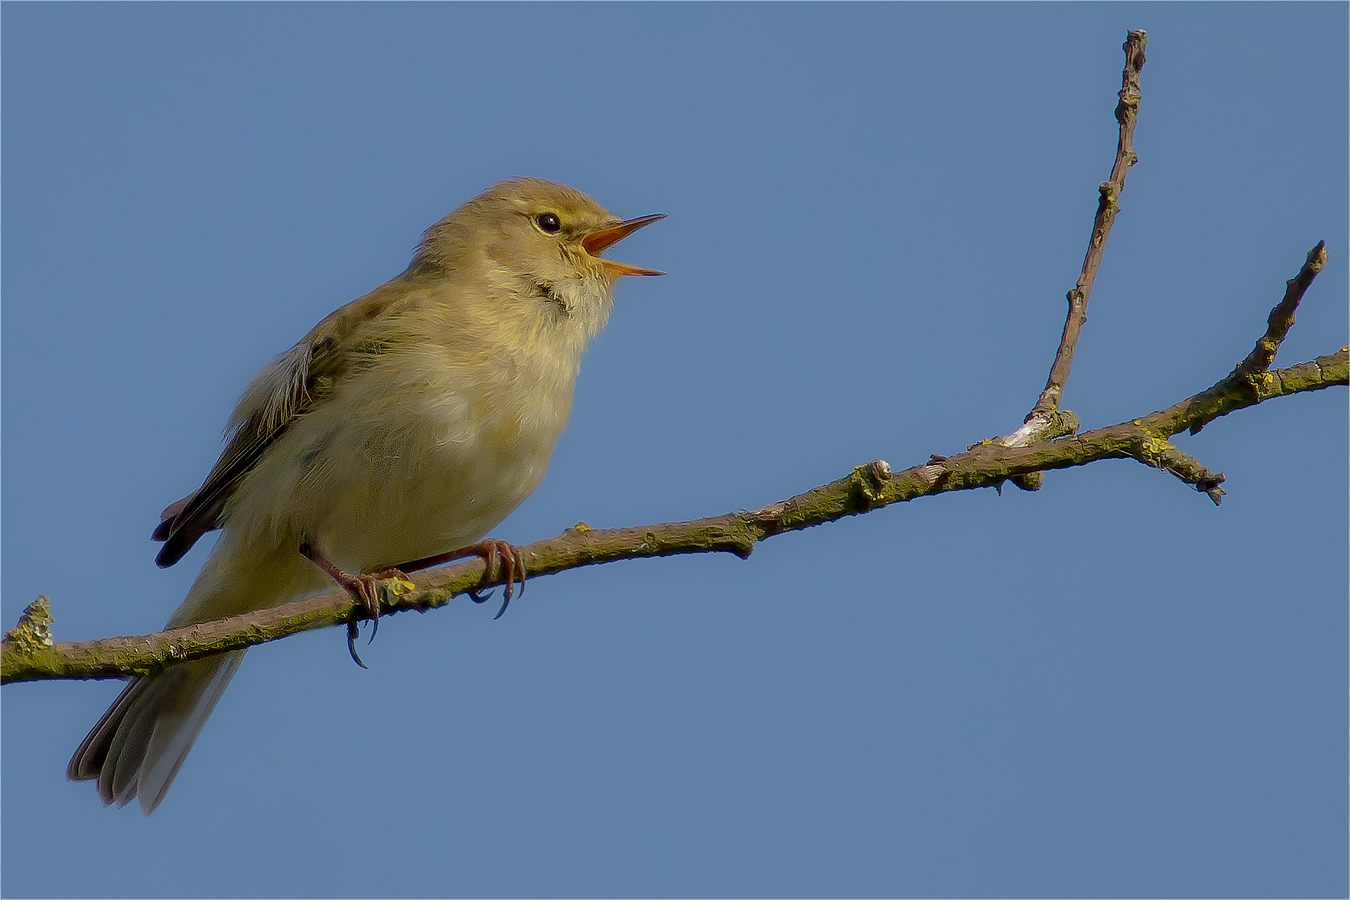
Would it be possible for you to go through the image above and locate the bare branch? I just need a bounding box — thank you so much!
[1235,240,1328,380]
[1030,29,1148,422]
[999,30,1148,493]
[1144,444,1227,505]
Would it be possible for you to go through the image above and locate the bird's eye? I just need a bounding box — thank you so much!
[535,213,562,234]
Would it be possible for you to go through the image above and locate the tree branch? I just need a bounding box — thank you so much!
[998,29,1147,494]
[1235,240,1328,381]
[1036,29,1148,415]
[4,319,1344,684]
[2,31,1343,687]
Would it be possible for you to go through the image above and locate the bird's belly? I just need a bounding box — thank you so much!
[318,407,562,571]
[228,360,572,574]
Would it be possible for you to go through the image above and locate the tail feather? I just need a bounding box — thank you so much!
[102,686,158,806]
[68,650,246,815]
[67,676,150,784]
[70,536,326,813]
[140,652,245,814]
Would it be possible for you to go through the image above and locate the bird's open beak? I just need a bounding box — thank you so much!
[582,214,667,277]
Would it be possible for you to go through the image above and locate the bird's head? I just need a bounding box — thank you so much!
[411,179,664,336]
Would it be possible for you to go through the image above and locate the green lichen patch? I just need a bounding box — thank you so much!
[3,597,54,653]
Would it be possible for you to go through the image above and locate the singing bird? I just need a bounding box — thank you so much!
[68,178,664,814]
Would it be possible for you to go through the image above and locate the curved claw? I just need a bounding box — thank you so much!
[492,543,528,619]
[388,537,528,620]
[301,544,384,658]
[347,622,368,669]
[469,582,510,618]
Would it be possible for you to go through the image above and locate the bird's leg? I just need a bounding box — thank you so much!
[394,538,527,620]
[299,542,410,668]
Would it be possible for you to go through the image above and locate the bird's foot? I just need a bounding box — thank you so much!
[395,538,527,619]
[466,539,526,619]
[300,543,414,668]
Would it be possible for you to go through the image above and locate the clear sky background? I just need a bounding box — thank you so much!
[2,4,1346,898]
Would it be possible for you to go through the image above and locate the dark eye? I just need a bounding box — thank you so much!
[535,213,561,234]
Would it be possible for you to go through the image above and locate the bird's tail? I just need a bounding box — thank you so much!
[67,650,245,815]
[68,534,325,815]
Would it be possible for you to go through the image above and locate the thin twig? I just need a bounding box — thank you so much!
[1034,28,1148,418]
[1236,241,1328,377]
[996,30,1148,494]
[1191,241,1330,435]
[1004,29,1148,459]
[1146,444,1227,505]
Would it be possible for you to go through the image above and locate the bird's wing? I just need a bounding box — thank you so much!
[151,282,413,567]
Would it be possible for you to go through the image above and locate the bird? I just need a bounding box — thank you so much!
[67,178,664,814]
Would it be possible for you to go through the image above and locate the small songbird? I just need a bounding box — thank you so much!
[67,178,664,814]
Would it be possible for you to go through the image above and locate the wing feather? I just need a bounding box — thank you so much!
[151,281,414,567]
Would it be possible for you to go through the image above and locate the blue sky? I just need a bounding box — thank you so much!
[3,3,1346,897]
